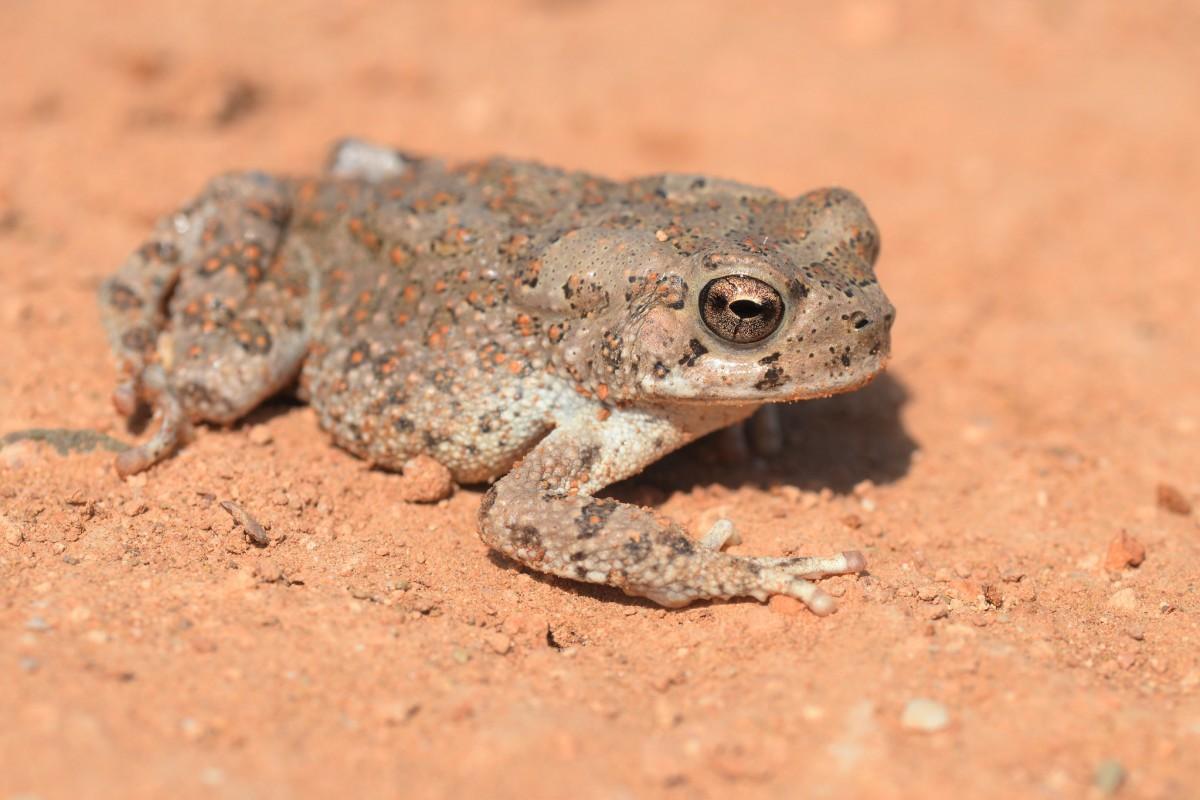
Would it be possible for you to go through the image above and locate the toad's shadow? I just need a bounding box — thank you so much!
[615,371,917,501]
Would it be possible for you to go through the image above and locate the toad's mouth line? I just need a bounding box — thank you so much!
[641,360,890,406]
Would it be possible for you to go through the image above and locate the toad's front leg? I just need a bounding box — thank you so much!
[477,409,866,614]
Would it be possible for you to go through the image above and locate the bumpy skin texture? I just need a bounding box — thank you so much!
[99,140,895,614]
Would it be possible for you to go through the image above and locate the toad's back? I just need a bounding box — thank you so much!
[286,156,623,480]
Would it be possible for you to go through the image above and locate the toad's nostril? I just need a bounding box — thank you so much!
[849,311,871,330]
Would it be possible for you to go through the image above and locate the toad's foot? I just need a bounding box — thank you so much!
[478,408,866,615]
[113,364,187,478]
[715,405,784,464]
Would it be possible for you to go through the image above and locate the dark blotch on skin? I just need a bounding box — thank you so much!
[658,529,694,556]
[137,240,180,263]
[512,525,541,548]
[754,366,787,390]
[578,444,600,471]
[623,534,653,562]
[120,326,156,353]
[575,498,618,539]
[107,282,144,311]
[677,338,708,367]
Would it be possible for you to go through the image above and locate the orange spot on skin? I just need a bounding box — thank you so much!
[403,285,420,302]
[389,246,410,266]
[596,384,609,401]
[350,350,365,365]
[507,360,523,375]
[433,280,447,293]
[515,313,535,336]
[596,407,611,421]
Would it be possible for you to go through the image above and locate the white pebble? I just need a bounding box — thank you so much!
[900,698,950,732]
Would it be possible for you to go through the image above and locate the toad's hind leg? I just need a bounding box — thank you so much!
[99,173,308,476]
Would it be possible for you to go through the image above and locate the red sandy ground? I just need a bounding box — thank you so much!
[2,2,1198,797]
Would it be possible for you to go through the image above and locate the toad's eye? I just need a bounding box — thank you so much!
[699,275,784,344]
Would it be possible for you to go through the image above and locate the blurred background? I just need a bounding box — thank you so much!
[3,1,1198,797]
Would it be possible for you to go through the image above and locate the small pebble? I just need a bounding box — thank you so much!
[1094,759,1126,795]
[1001,568,1025,583]
[1108,588,1139,612]
[199,767,225,787]
[1104,530,1146,571]
[484,632,512,655]
[2,515,23,546]
[377,700,421,725]
[122,499,148,517]
[25,616,51,632]
[1156,483,1192,515]
[398,455,454,503]
[247,426,274,446]
[900,698,949,732]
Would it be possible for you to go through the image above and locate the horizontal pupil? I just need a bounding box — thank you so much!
[729,299,762,318]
